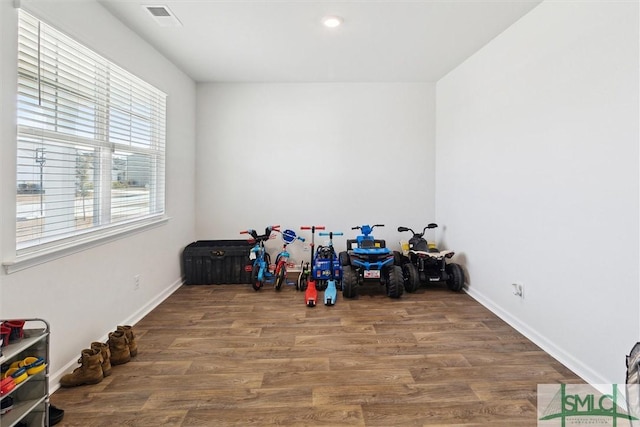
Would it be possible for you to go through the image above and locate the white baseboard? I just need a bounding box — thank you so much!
[121,278,184,328]
[49,278,183,393]
[464,286,608,386]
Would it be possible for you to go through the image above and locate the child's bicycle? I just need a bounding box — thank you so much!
[316,231,343,306]
[273,229,305,291]
[298,225,325,307]
[240,225,279,291]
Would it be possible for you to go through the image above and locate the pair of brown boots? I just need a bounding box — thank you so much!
[60,325,137,388]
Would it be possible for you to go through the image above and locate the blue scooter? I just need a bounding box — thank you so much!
[316,231,343,306]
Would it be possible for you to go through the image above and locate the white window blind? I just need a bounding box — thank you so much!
[16,11,167,255]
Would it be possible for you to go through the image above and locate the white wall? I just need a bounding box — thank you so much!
[196,83,435,260]
[436,0,639,384]
[0,0,197,388]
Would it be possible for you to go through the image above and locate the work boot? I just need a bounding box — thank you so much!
[117,325,137,357]
[91,341,112,377]
[108,330,130,365]
[60,348,103,387]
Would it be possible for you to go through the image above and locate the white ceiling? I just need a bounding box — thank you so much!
[98,0,543,83]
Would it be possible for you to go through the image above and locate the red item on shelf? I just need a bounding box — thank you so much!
[0,377,16,395]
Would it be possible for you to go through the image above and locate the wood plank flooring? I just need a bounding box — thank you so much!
[50,281,583,426]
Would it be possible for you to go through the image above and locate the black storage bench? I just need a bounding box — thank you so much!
[182,240,253,285]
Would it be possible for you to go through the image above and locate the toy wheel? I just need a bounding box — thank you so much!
[251,265,261,291]
[275,266,286,291]
[393,251,403,266]
[339,251,350,266]
[342,266,357,298]
[297,273,307,291]
[386,265,404,298]
[402,263,420,293]
[446,263,465,292]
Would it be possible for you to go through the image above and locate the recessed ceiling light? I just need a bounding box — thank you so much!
[322,16,343,28]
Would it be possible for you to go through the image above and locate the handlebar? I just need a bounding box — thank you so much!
[352,224,384,230]
[398,223,438,236]
[300,225,325,231]
[240,225,280,233]
[240,225,280,242]
[319,232,343,237]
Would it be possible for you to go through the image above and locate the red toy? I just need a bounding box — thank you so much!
[299,225,325,307]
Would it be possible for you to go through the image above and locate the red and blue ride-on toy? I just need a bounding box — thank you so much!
[396,223,465,292]
[338,224,404,299]
[240,225,278,291]
[273,229,305,291]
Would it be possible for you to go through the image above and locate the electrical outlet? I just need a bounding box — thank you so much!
[134,274,140,290]
[512,283,524,299]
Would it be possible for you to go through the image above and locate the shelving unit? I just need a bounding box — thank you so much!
[1,319,50,427]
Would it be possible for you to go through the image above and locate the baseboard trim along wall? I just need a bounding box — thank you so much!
[464,286,609,387]
[49,277,184,393]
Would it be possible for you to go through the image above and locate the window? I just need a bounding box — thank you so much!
[16,11,166,257]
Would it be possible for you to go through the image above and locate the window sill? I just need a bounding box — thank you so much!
[3,216,170,274]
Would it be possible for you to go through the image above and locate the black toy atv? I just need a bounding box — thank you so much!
[396,223,465,292]
[338,224,404,299]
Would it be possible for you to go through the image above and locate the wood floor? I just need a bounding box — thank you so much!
[50,281,583,426]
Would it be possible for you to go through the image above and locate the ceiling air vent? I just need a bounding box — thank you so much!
[147,7,171,17]
[143,5,182,27]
